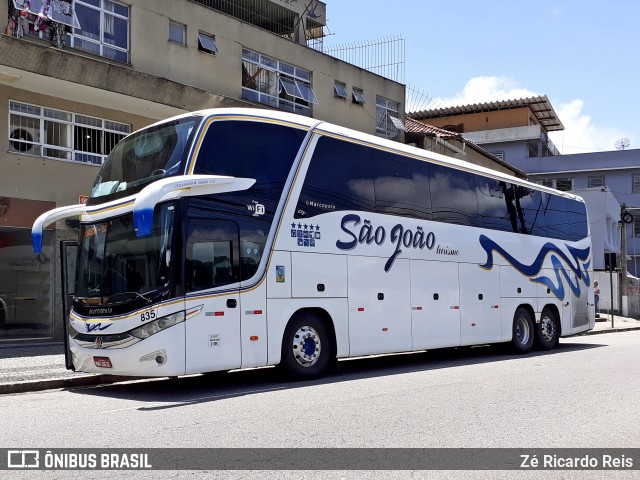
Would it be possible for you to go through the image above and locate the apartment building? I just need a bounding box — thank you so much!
[0,0,406,342]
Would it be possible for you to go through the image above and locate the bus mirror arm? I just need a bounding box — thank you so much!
[31,204,88,254]
[133,174,256,237]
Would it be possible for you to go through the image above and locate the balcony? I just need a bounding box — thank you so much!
[463,125,560,156]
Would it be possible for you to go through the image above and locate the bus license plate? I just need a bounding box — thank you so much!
[93,356,113,368]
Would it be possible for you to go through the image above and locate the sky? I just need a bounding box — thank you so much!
[321,0,640,154]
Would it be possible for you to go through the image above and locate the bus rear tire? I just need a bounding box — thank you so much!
[511,308,534,354]
[280,312,331,380]
[535,307,559,350]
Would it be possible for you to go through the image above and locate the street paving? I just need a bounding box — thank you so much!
[0,314,638,393]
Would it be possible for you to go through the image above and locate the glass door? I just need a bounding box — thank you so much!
[60,240,78,370]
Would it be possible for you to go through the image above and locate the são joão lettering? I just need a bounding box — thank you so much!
[335,214,436,272]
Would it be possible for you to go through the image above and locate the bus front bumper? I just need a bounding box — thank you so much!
[69,324,186,377]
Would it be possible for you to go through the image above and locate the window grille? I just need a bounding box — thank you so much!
[241,48,317,116]
[8,100,130,165]
[535,178,573,191]
[588,175,605,188]
[554,178,573,191]
[375,96,402,140]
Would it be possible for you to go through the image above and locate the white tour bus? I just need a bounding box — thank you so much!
[32,108,594,379]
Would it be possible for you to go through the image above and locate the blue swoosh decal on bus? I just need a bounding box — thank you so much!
[479,234,591,301]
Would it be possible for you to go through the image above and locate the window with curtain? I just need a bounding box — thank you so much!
[67,0,130,63]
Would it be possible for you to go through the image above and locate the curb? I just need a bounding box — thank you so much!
[586,326,640,336]
[0,374,137,395]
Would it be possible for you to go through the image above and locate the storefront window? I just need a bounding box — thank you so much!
[0,227,53,340]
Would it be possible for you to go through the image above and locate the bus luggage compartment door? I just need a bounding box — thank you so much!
[459,263,501,345]
[410,260,461,350]
[347,255,411,356]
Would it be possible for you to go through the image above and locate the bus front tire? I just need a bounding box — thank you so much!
[511,308,534,354]
[535,307,559,350]
[280,312,331,380]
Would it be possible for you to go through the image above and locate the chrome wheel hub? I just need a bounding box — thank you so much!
[516,317,531,345]
[540,315,555,342]
[291,325,321,367]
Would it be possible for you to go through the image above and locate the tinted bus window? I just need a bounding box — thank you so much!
[187,198,271,282]
[195,120,306,197]
[516,186,547,236]
[429,164,478,226]
[542,193,569,240]
[373,152,432,220]
[186,219,239,292]
[296,137,375,218]
[566,199,589,240]
[476,176,516,232]
[193,121,306,281]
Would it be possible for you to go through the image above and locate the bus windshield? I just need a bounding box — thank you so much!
[90,116,203,201]
[75,203,176,306]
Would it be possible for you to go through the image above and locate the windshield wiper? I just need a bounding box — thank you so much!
[105,291,153,305]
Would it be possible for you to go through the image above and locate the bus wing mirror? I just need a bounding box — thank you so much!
[32,204,87,254]
[133,174,256,237]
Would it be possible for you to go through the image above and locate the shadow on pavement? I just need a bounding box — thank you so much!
[69,341,605,408]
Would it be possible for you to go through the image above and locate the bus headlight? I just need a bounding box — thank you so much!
[130,311,185,339]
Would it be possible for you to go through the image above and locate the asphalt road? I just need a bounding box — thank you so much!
[1,332,639,480]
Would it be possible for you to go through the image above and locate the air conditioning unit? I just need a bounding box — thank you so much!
[9,127,39,153]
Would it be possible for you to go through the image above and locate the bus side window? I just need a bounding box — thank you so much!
[543,194,569,240]
[186,220,239,292]
[190,242,215,291]
[516,186,545,236]
[373,150,432,220]
[476,177,515,232]
[566,199,588,241]
[430,165,478,226]
[295,136,375,218]
[194,120,306,193]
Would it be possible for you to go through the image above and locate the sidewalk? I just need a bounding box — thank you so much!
[590,313,640,335]
[1,315,639,395]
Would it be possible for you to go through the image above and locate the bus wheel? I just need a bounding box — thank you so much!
[511,308,534,354]
[535,307,559,350]
[281,312,331,379]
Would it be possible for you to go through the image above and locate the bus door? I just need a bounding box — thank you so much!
[60,240,78,371]
[571,271,590,332]
[184,219,241,374]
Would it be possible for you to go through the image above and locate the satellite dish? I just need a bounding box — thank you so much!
[615,138,630,150]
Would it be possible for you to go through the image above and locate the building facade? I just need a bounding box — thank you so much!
[0,0,406,343]
[404,117,526,178]
[409,96,563,166]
